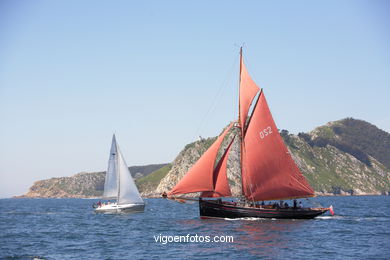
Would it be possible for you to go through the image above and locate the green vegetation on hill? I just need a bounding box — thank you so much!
[285,118,390,194]
[136,164,172,194]
[332,118,390,169]
[297,118,390,168]
[183,137,217,153]
[290,137,389,194]
[129,164,169,178]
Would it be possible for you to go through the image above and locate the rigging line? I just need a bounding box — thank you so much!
[192,53,239,140]
[194,56,238,140]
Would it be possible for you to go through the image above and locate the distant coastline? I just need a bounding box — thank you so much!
[16,118,390,200]
[10,193,390,199]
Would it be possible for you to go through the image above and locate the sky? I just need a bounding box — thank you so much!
[0,0,389,198]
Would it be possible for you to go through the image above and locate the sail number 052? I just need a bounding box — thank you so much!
[259,126,272,139]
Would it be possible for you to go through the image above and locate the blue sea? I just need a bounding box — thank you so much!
[1,196,389,259]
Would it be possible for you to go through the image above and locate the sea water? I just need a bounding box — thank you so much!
[1,196,389,259]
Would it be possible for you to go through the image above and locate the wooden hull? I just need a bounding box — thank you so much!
[199,199,328,219]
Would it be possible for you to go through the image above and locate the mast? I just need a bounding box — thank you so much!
[238,46,243,136]
[237,47,261,199]
[103,135,119,198]
[239,47,245,197]
[116,141,120,203]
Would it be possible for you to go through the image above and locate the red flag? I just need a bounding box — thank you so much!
[329,205,335,216]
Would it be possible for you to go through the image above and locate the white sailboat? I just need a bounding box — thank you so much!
[94,134,145,213]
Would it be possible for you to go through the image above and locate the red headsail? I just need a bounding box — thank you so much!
[242,91,315,201]
[239,50,260,137]
[201,137,234,198]
[168,123,234,195]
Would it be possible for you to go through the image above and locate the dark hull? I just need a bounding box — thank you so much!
[199,199,328,219]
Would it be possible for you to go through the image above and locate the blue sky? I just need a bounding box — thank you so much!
[0,0,389,197]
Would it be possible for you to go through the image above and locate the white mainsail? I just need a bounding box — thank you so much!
[103,135,118,197]
[117,146,144,205]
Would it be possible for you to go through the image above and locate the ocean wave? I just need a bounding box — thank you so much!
[2,255,47,260]
[1,211,60,215]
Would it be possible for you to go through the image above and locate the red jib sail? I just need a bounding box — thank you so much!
[239,52,260,136]
[201,137,234,198]
[168,123,234,196]
[242,91,315,201]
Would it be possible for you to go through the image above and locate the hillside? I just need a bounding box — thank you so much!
[135,164,172,196]
[157,118,390,196]
[19,164,169,198]
[299,118,390,169]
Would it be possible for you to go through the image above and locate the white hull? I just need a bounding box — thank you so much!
[94,202,145,213]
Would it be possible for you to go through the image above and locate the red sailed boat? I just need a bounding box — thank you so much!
[168,48,332,219]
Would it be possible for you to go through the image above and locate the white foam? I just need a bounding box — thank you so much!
[316,215,342,220]
[224,217,268,221]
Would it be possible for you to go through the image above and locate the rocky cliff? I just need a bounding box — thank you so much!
[156,123,243,196]
[157,118,390,196]
[19,164,168,198]
[21,171,106,198]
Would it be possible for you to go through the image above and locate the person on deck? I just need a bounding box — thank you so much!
[293,199,297,209]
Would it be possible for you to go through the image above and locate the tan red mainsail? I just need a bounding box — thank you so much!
[242,91,314,201]
[239,50,260,136]
[168,123,234,196]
